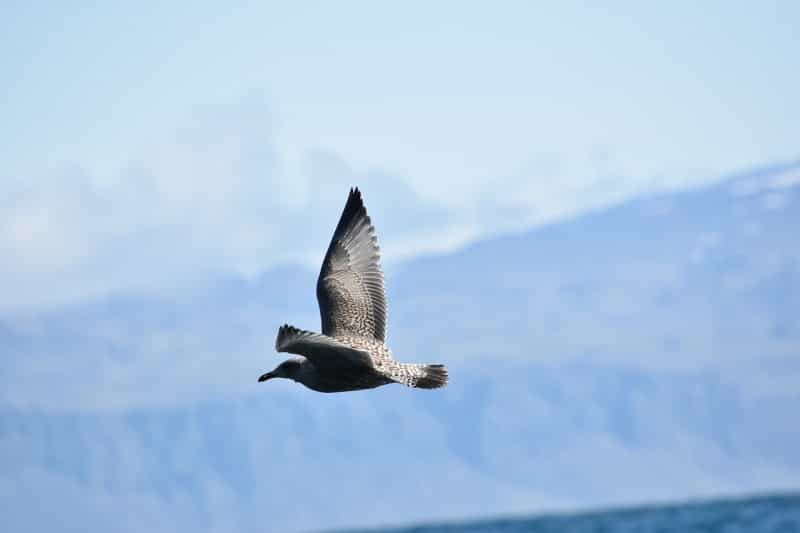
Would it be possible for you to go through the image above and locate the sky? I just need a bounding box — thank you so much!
[1,1,799,312]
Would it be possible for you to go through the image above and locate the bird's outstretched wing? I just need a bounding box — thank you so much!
[275,324,374,370]
[316,187,387,341]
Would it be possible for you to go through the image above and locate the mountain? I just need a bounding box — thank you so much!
[1,162,798,532]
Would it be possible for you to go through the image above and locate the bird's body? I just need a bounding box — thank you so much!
[258,187,448,393]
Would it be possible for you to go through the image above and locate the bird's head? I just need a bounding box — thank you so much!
[258,358,304,383]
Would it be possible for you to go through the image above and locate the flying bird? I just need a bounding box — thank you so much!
[258,187,448,393]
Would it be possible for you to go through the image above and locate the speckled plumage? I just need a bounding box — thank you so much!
[258,188,448,393]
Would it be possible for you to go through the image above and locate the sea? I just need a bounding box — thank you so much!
[339,493,800,533]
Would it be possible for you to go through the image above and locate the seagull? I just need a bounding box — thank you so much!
[258,187,448,393]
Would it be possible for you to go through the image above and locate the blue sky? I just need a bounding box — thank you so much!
[1,2,799,310]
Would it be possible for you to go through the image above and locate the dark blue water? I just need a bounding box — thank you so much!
[342,493,800,533]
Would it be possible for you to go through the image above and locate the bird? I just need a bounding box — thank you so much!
[258,187,448,393]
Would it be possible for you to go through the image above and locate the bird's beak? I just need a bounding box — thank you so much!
[258,371,276,383]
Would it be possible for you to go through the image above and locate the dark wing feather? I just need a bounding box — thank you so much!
[316,187,387,341]
[275,324,374,370]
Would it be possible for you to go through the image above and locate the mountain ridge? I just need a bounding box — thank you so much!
[1,160,798,532]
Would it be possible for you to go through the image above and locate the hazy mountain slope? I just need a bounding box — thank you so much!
[388,162,799,369]
[1,163,798,532]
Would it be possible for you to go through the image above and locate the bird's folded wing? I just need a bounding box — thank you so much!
[316,187,387,341]
[275,324,374,369]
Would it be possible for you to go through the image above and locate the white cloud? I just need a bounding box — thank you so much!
[0,103,700,313]
[1,94,795,314]
[0,104,462,312]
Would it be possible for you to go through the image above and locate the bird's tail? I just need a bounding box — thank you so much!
[392,363,449,389]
